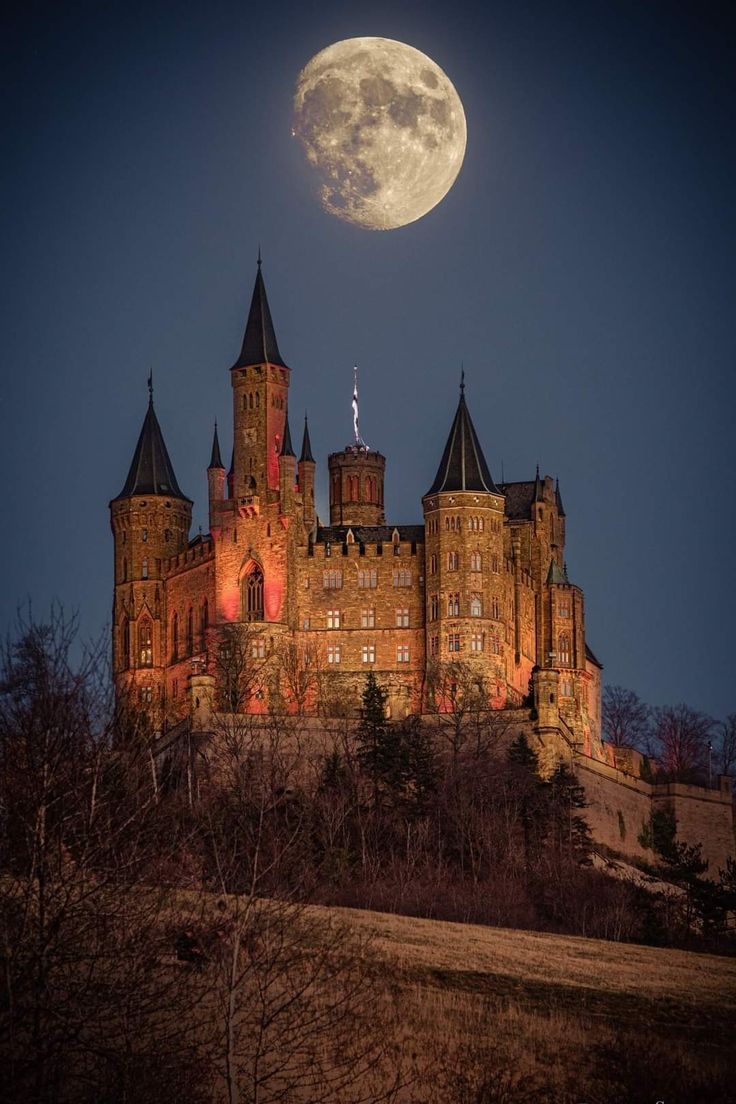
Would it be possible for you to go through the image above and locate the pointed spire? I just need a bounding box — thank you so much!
[117,384,189,500]
[209,421,224,469]
[227,447,234,498]
[460,364,465,395]
[300,413,315,463]
[534,464,544,501]
[231,256,287,370]
[546,559,569,585]
[280,409,295,458]
[427,380,500,495]
[555,477,566,517]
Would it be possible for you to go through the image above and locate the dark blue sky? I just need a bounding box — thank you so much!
[3,0,734,718]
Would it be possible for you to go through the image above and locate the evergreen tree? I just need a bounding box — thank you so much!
[545,764,593,864]
[355,672,393,808]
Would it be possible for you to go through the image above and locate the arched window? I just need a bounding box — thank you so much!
[186,608,194,655]
[470,551,481,572]
[138,619,152,667]
[448,551,458,570]
[171,613,178,661]
[491,596,500,619]
[255,392,260,409]
[243,565,264,622]
[470,595,482,617]
[122,618,130,668]
[141,558,148,579]
[558,632,571,667]
[201,598,209,639]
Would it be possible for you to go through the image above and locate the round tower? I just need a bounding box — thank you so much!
[110,384,191,713]
[328,447,386,527]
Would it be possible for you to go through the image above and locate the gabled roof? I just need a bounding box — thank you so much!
[231,258,287,370]
[427,384,499,495]
[116,391,189,501]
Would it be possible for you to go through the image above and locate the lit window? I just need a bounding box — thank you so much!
[138,620,153,667]
[393,569,412,587]
[558,599,571,617]
[491,596,500,619]
[141,558,148,579]
[252,637,266,659]
[323,570,343,589]
[479,518,484,532]
[243,566,264,621]
[327,644,341,664]
[470,552,481,572]
[361,644,376,664]
[397,644,410,663]
[361,608,375,628]
[447,593,460,617]
[139,686,153,704]
[471,632,484,653]
[470,595,482,617]
[558,633,572,666]
[448,633,461,653]
[448,551,459,571]
[395,608,409,627]
[358,569,378,588]
[327,609,341,629]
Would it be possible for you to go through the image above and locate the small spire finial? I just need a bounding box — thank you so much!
[535,464,540,479]
[352,366,368,449]
[147,370,153,402]
[460,364,465,395]
[257,244,262,268]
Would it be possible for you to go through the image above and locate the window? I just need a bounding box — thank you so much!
[171,613,178,661]
[447,551,459,571]
[393,569,412,587]
[303,617,310,630]
[430,553,438,574]
[323,570,343,589]
[448,633,461,653]
[139,686,153,704]
[470,595,482,617]
[561,678,573,697]
[471,632,484,653]
[491,554,499,573]
[327,609,341,629]
[491,634,501,654]
[141,558,148,579]
[491,518,500,533]
[447,593,460,617]
[558,598,571,618]
[395,608,409,627]
[122,618,130,668]
[430,594,439,621]
[142,528,148,543]
[397,644,410,663]
[361,608,375,628]
[186,609,194,655]
[358,569,378,588]
[470,551,481,572]
[491,596,500,619]
[244,565,264,621]
[138,620,152,667]
[430,635,439,656]
[327,644,341,664]
[252,637,266,659]
[558,633,572,666]
[201,598,209,635]
[361,644,376,664]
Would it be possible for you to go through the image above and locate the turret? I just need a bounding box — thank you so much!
[279,410,296,514]
[298,414,316,529]
[207,421,226,533]
[328,447,386,526]
[109,379,191,711]
[422,376,507,704]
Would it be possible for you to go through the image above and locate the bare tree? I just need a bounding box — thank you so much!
[715,714,736,779]
[651,704,714,784]
[602,685,652,749]
[213,622,270,713]
[274,638,324,715]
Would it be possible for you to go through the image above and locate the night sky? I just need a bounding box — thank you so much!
[3,1,734,719]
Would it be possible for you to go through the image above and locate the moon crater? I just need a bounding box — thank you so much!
[293,37,467,230]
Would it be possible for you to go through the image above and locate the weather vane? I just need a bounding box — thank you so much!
[352,366,368,450]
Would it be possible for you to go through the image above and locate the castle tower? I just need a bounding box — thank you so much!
[110,380,191,710]
[422,378,507,705]
[298,415,316,530]
[230,257,290,505]
[328,447,386,526]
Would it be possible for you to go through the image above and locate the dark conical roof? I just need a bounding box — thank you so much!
[209,422,224,469]
[280,410,295,458]
[300,415,315,463]
[117,390,189,500]
[534,465,544,502]
[231,258,287,370]
[555,477,566,517]
[427,384,499,495]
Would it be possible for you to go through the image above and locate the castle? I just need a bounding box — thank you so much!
[110,260,733,872]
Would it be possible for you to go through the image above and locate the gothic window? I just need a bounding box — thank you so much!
[479,518,484,532]
[430,553,438,574]
[186,608,194,655]
[558,632,572,666]
[255,393,260,409]
[361,644,376,664]
[397,644,410,663]
[447,551,459,571]
[358,569,378,588]
[491,596,500,619]
[249,393,254,409]
[141,558,148,579]
[327,609,341,629]
[470,551,481,572]
[558,598,571,617]
[138,619,152,668]
[395,608,409,627]
[447,593,460,617]
[243,565,265,621]
[430,594,439,621]
[470,595,482,617]
[171,613,178,661]
[323,570,343,589]
[201,598,209,634]
[122,618,130,668]
[445,517,450,531]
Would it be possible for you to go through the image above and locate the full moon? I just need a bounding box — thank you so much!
[292,37,467,230]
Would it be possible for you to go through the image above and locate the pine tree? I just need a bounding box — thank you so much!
[355,672,392,808]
